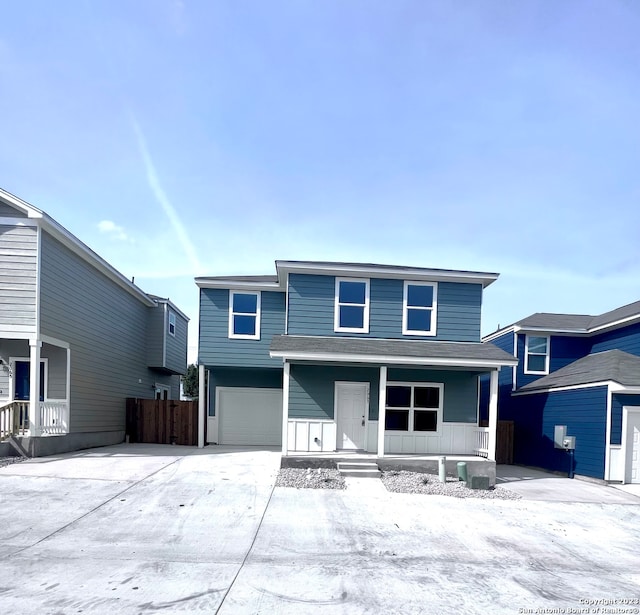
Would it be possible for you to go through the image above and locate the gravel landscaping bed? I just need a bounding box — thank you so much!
[276,467,346,489]
[381,470,522,499]
[0,456,26,469]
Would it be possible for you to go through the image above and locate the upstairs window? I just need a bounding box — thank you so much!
[524,335,549,374]
[385,383,443,432]
[168,311,176,337]
[334,278,369,333]
[403,282,437,336]
[229,291,261,339]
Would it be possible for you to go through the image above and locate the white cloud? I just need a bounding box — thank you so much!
[98,219,129,241]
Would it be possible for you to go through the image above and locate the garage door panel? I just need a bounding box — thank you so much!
[218,388,282,445]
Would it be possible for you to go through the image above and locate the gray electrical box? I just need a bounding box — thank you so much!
[554,425,567,448]
[562,436,576,450]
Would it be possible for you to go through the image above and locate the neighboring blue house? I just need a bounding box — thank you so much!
[482,301,640,483]
[196,261,516,461]
[0,188,188,457]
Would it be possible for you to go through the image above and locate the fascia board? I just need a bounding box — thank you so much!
[270,350,517,369]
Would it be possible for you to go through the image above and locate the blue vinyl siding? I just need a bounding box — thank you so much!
[512,387,607,479]
[289,364,379,420]
[198,288,285,368]
[287,273,482,341]
[591,321,640,357]
[480,331,515,424]
[516,334,591,389]
[388,368,480,423]
[207,367,282,416]
[611,393,640,445]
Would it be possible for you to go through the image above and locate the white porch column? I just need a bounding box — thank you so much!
[282,361,290,455]
[488,369,499,462]
[377,366,387,457]
[29,339,42,436]
[198,364,205,448]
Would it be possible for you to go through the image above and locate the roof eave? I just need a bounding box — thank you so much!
[275,261,500,287]
[195,278,284,291]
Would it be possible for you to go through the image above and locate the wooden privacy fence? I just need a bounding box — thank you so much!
[126,398,198,446]
[496,420,514,464]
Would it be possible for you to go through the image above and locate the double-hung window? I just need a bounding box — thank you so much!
[524,335,549,374]
[384,383,443,432]
[168,311,176,336]
[334,278,370,333]
[229,291,261,339]
[403,281,437,336]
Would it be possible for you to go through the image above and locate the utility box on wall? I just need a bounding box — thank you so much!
[554,425,567,448]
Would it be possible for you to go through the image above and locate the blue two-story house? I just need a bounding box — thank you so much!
[196,261,516,462]
[482,300,640,484]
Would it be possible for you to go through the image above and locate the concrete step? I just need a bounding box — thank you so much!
[337,461,381,478]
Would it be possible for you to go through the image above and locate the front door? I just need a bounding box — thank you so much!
[14,360,45,401]
[626,410,640,484]
[336,382,368,450]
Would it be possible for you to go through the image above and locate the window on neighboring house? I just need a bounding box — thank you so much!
[168,311,176,337]
[403,281,437,336]
[334,278,370,333]
[384,383,443,432]
[524,335,549,374]
[229,291,261,339]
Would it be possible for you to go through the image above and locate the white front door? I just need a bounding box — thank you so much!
[626,409,640,484]
[335,382,368,450]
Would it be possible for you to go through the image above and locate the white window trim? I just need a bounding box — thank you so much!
[168,311,176,337]
[524,335,550,375]
[402,281,437,336]
[384,381,444,433]
[228,290,261,340]
[334,277,370,334]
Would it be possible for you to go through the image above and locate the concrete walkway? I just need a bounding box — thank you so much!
[1,445,640,614]
[496,464,640,503]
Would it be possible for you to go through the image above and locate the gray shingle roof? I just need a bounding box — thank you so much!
[514,313,594,331]
[270,335,517,366]
[518,350,640,393]
[501,300,640,336]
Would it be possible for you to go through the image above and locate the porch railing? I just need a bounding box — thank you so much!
[0,401,30,440]
[474,427,490,458]
[0,400,69,439]
[40,400,69,435]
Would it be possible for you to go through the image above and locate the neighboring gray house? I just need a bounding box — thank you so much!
[0,188,188,456]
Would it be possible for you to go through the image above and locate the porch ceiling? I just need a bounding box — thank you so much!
[270,335,517,369]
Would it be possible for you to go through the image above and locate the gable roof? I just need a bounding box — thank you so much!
[0,187,156,307]
[484,299,640,341]
[196,260,500,290]
[516,350,640,394]
[270,335,517,369]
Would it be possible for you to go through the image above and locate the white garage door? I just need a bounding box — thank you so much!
[218,387,283,445]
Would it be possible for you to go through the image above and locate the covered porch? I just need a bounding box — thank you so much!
[270,335,517,461]
[0,335,70,440]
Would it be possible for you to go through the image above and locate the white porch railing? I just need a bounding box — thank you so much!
[40,400,69,435]
[0,400,69,439]
[0,401,30,440]
[474,427,490,458]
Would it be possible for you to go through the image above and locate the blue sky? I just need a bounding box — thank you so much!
[2,1,639,362]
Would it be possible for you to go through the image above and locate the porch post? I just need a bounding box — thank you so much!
[198,364,205,448]
[488,369,499,462]
[378,366,387,457]
[282,361,290,455]
[29,339,42,436]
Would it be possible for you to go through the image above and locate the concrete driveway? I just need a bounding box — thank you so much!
[1,445,640,615]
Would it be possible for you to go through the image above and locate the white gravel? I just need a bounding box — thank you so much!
[276,467,346,490]
[0,456,25,469]
[381,470,522,499]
